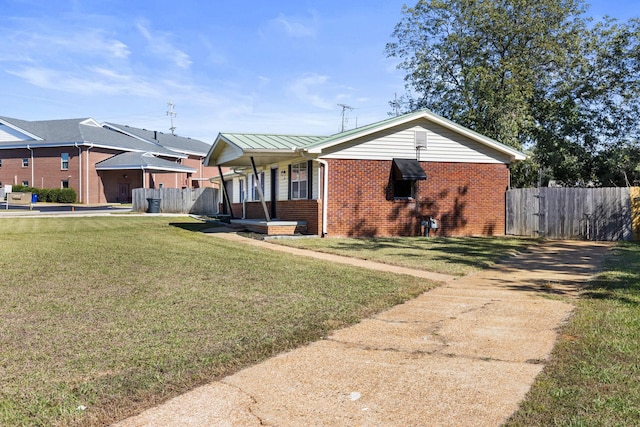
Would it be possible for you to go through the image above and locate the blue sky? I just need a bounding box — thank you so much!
[1,1,638,142]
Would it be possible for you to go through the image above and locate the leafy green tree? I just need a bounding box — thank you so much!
[387,0,640,187]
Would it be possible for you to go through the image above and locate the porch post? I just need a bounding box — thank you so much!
[250,156,270,221]
[218,165,234,218]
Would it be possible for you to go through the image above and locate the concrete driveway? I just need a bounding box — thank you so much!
[114,238,610,427]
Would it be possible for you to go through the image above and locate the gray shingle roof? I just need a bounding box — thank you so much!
[0,116,184,158]
[95,152,196,173]
[104,123,212,157]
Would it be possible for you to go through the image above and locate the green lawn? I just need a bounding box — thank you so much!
[0,217,563,426]
[0,217,435,426]
[271,235,539,276]
[507,242,640,426]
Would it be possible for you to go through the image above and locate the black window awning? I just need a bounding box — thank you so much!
[392,158,427,180]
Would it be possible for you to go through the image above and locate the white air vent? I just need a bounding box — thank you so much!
[415,130,427,149]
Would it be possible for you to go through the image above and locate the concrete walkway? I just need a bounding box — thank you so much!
[113,236,610,427]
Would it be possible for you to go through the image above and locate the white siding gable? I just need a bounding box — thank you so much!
[0,124,33,142]
[319,118,512,164]
[217,143,243,165]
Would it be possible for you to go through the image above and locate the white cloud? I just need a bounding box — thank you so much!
[288,73,333,109]
[269,13,317,38]
[136,21,192,69]
[7,66,159,97]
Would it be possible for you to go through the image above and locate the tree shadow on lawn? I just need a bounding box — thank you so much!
[581,242,640,306]
[327,236,538,271]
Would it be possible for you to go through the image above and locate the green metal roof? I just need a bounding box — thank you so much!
[218,133,326,151]
[205,109,527,166]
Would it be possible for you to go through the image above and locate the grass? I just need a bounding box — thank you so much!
[271,235,539,276]
[0,216,436,427]
[506,241,640,426]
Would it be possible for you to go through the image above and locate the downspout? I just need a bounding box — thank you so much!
[233,167,249,219]
[26,145,34,187]
[74,143,82,203]
[86,144,93,204]
[298,150,328,237]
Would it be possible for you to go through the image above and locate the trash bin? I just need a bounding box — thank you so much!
[146,198,161,213]
[31,194,38,203]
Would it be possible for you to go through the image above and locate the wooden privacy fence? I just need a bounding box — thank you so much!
[132,188,218,215]
[506,187,640,241]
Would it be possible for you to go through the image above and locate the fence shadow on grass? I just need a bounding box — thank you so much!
[169,221,224,233]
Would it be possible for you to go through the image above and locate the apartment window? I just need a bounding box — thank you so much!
[290,162,308,200]
[61,180,69,189]
[22,158,29,167]
[251,172,265,201]
[61,153,69,170]
[0,159,2,168]
[22,180,29,186]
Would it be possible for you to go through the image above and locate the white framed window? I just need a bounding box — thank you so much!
[61,180,69,189]
[291,162,308,200]
[251,172,264,201]
[0,159,2,168]
[22,158,28,167]
[22,180,29,186]
[238,179,245,203]
[61,153,69,170]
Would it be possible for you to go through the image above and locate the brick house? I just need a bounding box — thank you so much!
[205,109,526,237]
[0,116,216,204]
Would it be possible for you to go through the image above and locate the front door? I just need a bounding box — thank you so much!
[118,183,130,203]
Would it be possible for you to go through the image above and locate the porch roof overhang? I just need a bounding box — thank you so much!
[95,151,196,173]
[204,132,325,167]
[213,150,300,167]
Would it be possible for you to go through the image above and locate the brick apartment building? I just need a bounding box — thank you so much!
[0,116,216,204]
[205,109,526,237]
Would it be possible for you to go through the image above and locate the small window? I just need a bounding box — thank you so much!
[61,180,69,189]
[291,162,308,200]
[159,183,164,189]
[22,158,29,167]
[0,159,2,168]
[393,180,415,199]
[61,153,69,170]
[22,180,29,186]
[391,158,426,200]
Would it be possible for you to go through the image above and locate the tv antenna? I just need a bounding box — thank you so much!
[338,103,354,132]
[166,101,177,135]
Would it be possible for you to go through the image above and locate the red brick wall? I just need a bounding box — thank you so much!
[0,147,81,190]
[0,147,216,204]
[325,159,508,237]
[277,200,322,235]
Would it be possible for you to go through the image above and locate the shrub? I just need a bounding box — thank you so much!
[7,186,77,203]
[57,188,77,203]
